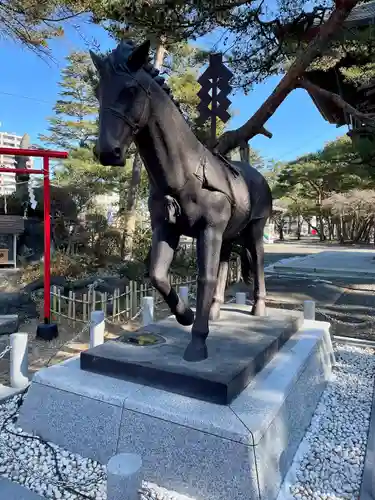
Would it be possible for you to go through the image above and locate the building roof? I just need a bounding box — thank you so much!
[303,1,375,126]
[340,0,375,28]
[309,1,375,29]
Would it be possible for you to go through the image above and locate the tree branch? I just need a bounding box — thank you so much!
[215,0,360,155]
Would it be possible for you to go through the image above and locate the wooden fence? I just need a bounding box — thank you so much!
[50,257,241,324]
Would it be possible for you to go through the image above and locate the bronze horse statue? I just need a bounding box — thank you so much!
[90,40,273,362]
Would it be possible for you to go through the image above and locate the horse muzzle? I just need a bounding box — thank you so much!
[98,148,125,167]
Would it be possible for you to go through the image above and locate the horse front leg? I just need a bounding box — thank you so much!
[149,224,194,326]
[183,226,223,362]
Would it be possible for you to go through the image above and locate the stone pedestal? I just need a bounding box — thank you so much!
[17,308,333,500]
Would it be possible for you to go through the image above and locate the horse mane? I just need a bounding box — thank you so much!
[110,39,184,115]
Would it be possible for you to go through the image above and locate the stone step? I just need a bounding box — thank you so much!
[0,478,44,499]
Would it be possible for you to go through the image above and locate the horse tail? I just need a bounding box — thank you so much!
[240,247,254,285]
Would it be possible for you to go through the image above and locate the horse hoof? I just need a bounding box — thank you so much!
[183,341,208,362]
[175,307,195,326]
[251,301,266,317]
[209,302,221,321]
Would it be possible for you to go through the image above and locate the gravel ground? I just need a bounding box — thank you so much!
[278,343,375,500]
[0,393,194,500]
[0,343,373,500]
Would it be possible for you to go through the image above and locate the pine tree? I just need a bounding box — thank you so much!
[40,51,98,149]
[40,50,132,202]
[2,0,94,55]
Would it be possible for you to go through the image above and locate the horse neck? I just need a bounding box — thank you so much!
[135,88,204,194]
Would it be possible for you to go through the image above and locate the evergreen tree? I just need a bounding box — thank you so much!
[40,51,98,149]
[40,50,131,200]
[1,0,94,54]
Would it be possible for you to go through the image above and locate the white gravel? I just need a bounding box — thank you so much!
[278,343,375,500]
[0,342,373,500]
[0,394,194,499]
[0,394,106,499]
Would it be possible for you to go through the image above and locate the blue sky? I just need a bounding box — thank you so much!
[0,18,346,164]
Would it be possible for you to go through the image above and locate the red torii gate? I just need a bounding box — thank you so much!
[0,147,68,340]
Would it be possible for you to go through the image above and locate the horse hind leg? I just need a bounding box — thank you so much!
[243,218,267,316]
[209,242,232,321]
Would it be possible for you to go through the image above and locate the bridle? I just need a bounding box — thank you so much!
[101,63,151,135]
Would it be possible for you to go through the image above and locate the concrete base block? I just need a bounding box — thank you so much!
[17,313,333,500]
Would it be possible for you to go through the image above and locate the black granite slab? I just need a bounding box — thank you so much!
[80,305,303,405]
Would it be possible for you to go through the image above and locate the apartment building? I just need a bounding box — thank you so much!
[0,132,33,195]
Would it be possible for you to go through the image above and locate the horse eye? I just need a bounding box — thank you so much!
[119,87,135,101]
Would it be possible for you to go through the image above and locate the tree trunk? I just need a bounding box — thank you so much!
[154,43,166,69]
[121,153,143,259]
[338,216,344,243]
[215,0,359,155]
[318,215,325,241]
[327,217,334,240]
[296,215,301,240]
[120,42,166,259]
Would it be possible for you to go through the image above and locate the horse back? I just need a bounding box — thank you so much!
[201,155,272,221]
[231,160,272,219]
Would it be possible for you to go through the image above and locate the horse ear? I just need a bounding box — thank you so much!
[89,50,104,73]
[127,40,151,72]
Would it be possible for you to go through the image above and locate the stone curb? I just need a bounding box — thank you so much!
[273,265,375,279]
[360,372,375,500]
[0,385,28,405]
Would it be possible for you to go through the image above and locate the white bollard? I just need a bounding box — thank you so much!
[179,286,189,307]
[142,296,154,327]
[236,292,247,305]
[107,453,142,500]
[10,333,29,389]
[304,300,316,320]
[90,310,105,348]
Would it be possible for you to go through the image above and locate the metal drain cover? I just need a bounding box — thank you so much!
[120,331,166,346]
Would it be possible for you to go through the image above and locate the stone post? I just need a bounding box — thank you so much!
[142,297,154,327]
[90,311,105,348]
[179,286,189,307]
[304,300,316,320]
[107,453,142,500]
[10,333,29,389]
[236,292,247,305]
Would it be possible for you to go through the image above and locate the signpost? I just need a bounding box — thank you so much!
[197,53,233,144]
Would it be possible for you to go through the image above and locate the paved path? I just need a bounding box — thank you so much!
[272,250,375,277]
